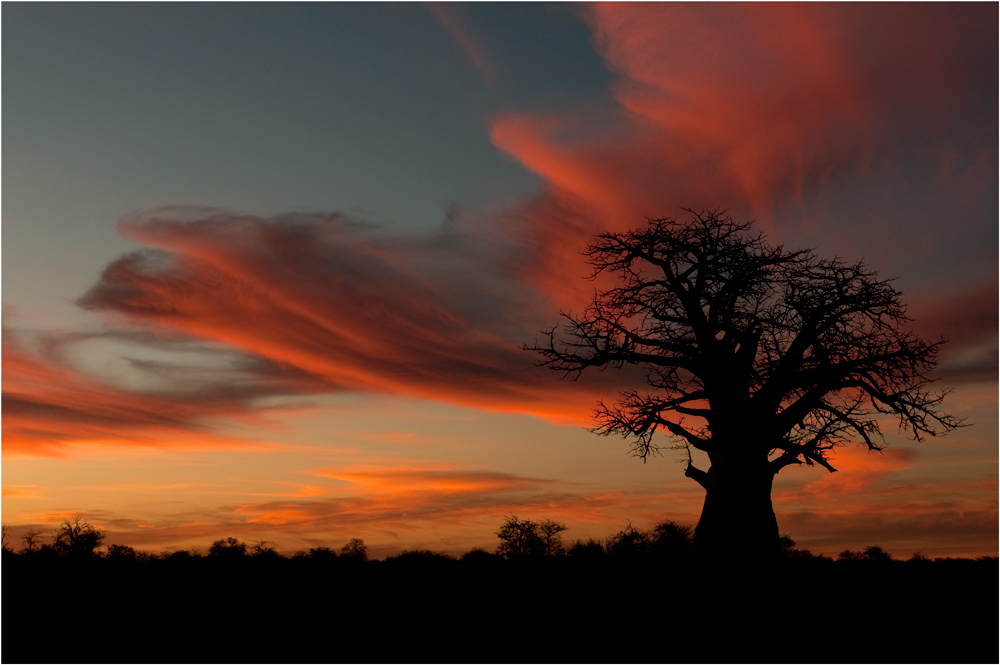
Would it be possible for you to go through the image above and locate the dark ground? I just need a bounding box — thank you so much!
[2,553,996,664]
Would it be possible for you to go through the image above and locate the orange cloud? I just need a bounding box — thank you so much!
[75,208,631,432]
[311,465,550,496]
[798,445,916,499]
[1,332,296,456]
[2,486,42,499]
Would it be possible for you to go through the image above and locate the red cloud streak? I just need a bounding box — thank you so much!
[75,209,632,430]
[4,350,207,455]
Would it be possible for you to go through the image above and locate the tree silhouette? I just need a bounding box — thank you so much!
[52,516,105,558]
[20,529,43,554]
[495,515,545,559]
[537,519,569,557]
[105,543,139,561]
[250,539,279,558]
[208,537,247,558]
[307,546,337,560]
[530,211,961,565]
[605,522,651,559]
[339,538,368,561]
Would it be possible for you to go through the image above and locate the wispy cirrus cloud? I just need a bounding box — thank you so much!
[426,2,495,81]
[74,207,632,429]
[1,325,331,455]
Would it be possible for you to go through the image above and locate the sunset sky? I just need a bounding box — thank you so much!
[3,3,996,559]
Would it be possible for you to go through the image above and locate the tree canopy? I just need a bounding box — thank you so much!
[534,210,960,474]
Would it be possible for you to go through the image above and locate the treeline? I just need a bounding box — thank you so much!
[3,517,996,664]
[3,515,995,567]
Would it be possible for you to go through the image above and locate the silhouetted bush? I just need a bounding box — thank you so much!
[838,546,897,563]
[606,522,652,559]
[863,545,894,562]
[339,538,368,561]
[460,547,502,565]
[105,544,139,561]
[251,540,280,558]
[308,546,337,561]
[650,520,695,563]
[165,549,199,562]
[208,537,247,559]
[567,538,605,561]
[385,549,456,568]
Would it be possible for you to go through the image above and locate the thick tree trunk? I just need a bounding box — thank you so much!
[693,449,780,573]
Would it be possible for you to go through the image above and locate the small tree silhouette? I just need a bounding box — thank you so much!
[105,544,139,561]
[20,529,43,554]
[568,538,605,560]
[53,517,105,558]
[862,545,894,563]
[339,538,368,561]
[606,522,652,558]
[250,540,279,558]
[537,519,569,556]
[208,537,247,559]
[308,546,337,560]
[495,515,545,559]
[650,520,695,562]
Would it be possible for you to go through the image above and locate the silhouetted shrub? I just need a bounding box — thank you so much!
[837,546,896,563]
[250,540,279,558]
[778,534,819,562]
[650,520,695,562]
[460,547,501,564]
[209,537,247,559]
[308,546,337,561]
[863,545,894,562]
[105,544,138,561]
[567,538,605,561]
[339,538,368,561]
[386,549,456,568]
[605,523,652,559]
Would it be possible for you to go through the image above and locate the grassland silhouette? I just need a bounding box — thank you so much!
[2,515,996,664]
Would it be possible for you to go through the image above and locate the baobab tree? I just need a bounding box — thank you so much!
[530,211,961,565]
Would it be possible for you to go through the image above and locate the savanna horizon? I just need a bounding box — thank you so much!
[6,531,995,664]
[3,3,997,570]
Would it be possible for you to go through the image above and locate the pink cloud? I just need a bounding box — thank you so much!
[427,3,494,81]
[1,327,326,455]
[76,207,635,431]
